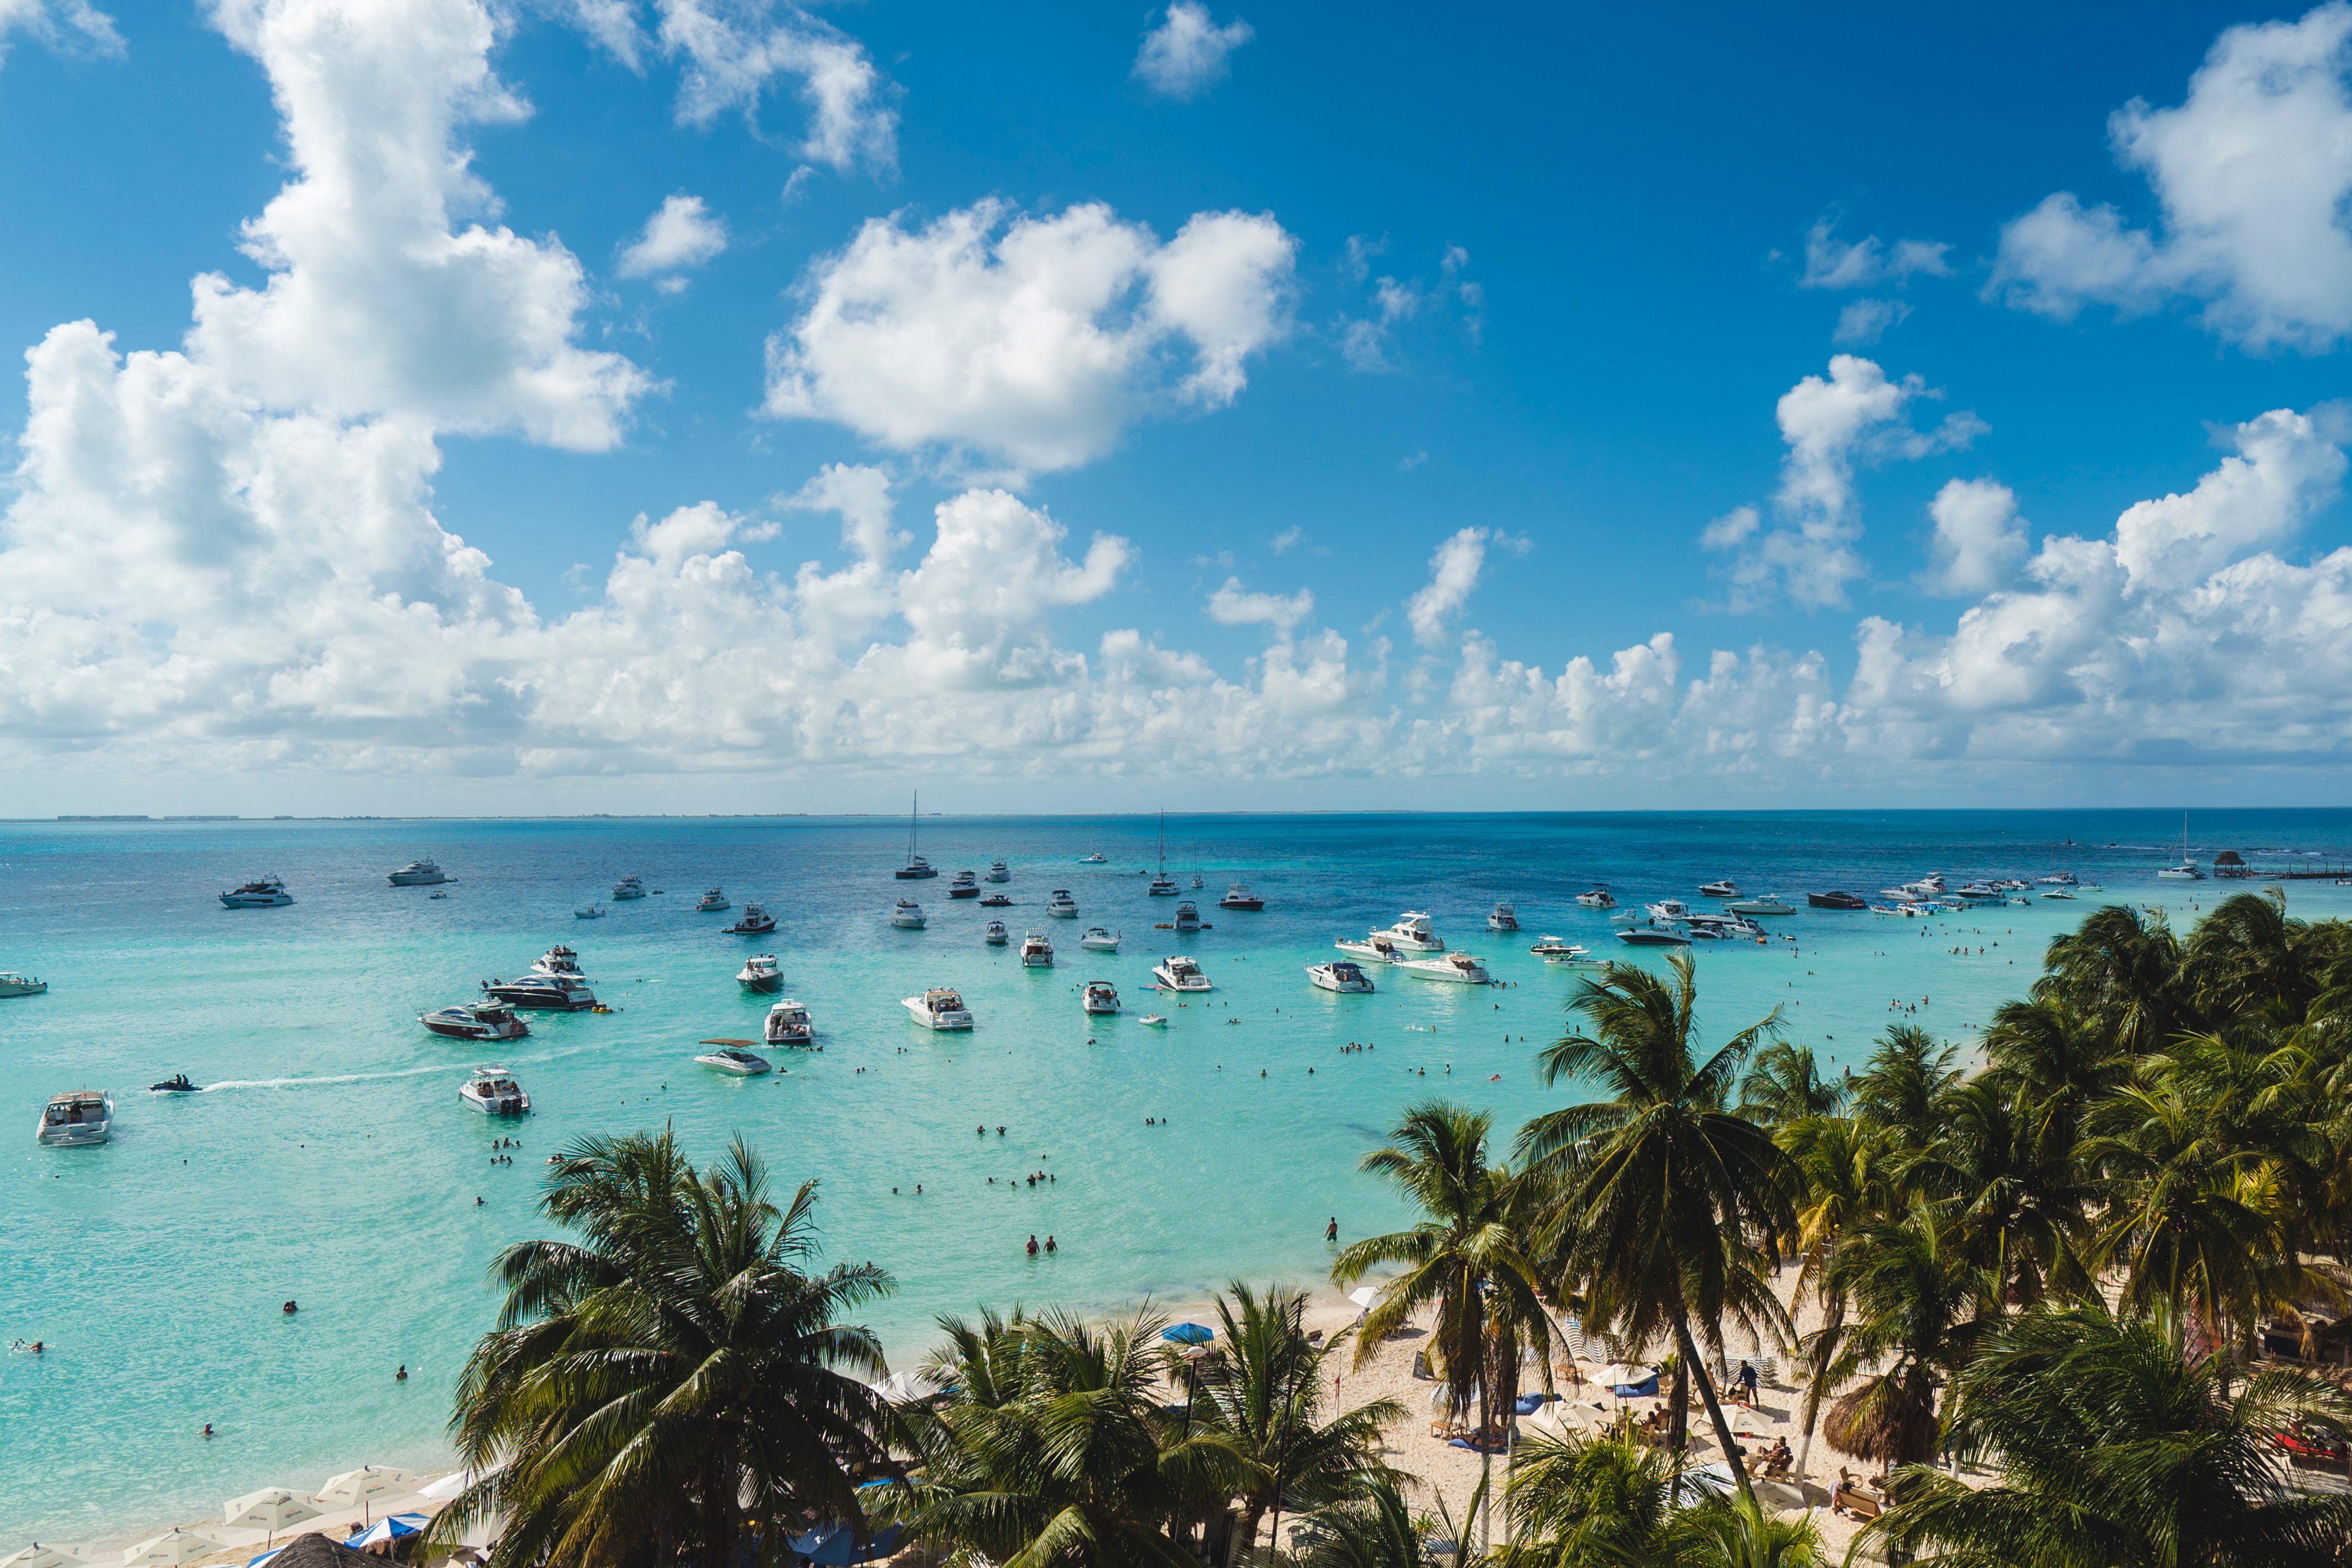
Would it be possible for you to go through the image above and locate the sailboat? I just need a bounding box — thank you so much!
[1188,842,1204,889]
[896,792,937,879]
[1149,811,1179,896]
[2157,813,2204,880]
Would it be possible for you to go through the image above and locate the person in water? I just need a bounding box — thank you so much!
[1044,1236,1057,1254]
[1326,1217,1339,1242]
[1026,1235,1040,1256]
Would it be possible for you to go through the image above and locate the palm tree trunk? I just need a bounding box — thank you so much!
[1795,1296,1843,1483]
[1667,1353,1690,1451]
[1672,1312,1758,1511]
[703,1455,738,1568]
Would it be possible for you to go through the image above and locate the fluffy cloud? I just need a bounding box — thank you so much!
[1133,1,1253,100]
[1800,218,1953,290]
[1990,3,2352,352]
[1406,527,1489,646]
[1207,577,1314,632]
[617,193,728,285]
[0,0,119,64]
[764,200,1297,473]
[1833,297,1911,347]
[1924,478,2028,596]
[607,0,900,174]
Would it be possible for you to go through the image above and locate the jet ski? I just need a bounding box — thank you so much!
[150,1074,200,1093]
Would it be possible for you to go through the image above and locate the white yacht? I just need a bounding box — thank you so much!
[1334,935,1409,965]
[1487,902,1519,931]
[574,903,605,920]
[420,1002,529,1041]
[1698,879,1739,898]
[458,1067,530,1115]
[695,888,731,912]
[1173,901,1204,932]
[388,860,450,886]
[1616,923,1692,947]
[1153,955,1212,992]
[1725,895,1794,916]
[1082,980,1121,1015]
[1021,930,1055,968]
[1529,936,1604,968]
[483,973,597,1010]
[1218,884,1264,911]
[2158,815,2203,880]
[726,904,777,935]
[986,860,1012,883]
[1685,912,1765,939]
[764,1000,813,1047]
[1307,960,1376,993]
[1399,951,1492,985]
[896,792,937,880]
[892,898,927,930]
[1371,912,1446,953]
[904,987,974,1030]
[36,1090,111,1146]
[1575,885,1618,910]
[985,920,1010,945]
[0,972,47,998]
[737,955,783,993]
[949,870,981,899]
[1645,899,1692,923]
[2036,871,2080,887]
[611,875,647,900]
[531,946,589,980]
[2041,887,2079,900]
[1080,926,1120,952]
[695,1047,771,1076]
[1046,889,1079,919]
[220,875,293,909]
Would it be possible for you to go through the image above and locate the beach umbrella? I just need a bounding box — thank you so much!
[224,1489,321,1541]
[1162,1323,1213,1346]
[1674,1462,1738,1503]
[246,1551,284,1568]
[1347,1286,1378,1311]
[121,1529,225,1567]
[870,1369,941,1404]
[787,1524,901,1566]
[341,1516,426,1551]
[414,1466,495,1504]
[313,1469,420,1509]
[2,1545,87,1568]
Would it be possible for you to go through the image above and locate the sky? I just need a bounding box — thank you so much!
[2,0,2351,814]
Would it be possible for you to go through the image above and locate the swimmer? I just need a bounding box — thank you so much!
[396,1364,407,1381]
[283,1301,299,1314]
[1045,1235,1057,1254]
[203,1423,215,1438]
[1326,1217,1338,1242]
[1026,1235,1040,1256]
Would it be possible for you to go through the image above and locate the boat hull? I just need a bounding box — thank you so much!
[389,870,449,886]
[460,1091,530,1114]
[0,980,47,998]
[738,973,782,993]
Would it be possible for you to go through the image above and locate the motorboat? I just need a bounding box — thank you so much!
[1575,886,1618,910]
[482,975,597,1011]
[611,875,647,900]
[1046,889,1079,919]
[695,1047,771,1077]
[421,1002,530,1041]
[1078,846,1107,864]
[1698,879,1740,898]
[985,920,1010,945]
[1993,878,2033,891]
[1138,1013,1167,1027]
[765,1000,813,1047]
[1335,935,1409,964]
[1219,883,1264,911]
[220,875,293,909]
[1725,895,1794,916]
[1807,891,1868,910]
[892,898,927,930]
[2036,871,2080,886]
[695,888,731,912]
[904,987,974,1030]
[2041,887,2078,900]
[531,945,589,980]
[1149,812,1179,895]
[726,904,777,935]
[1686,912,1765,938]
[1487,902,1519,931]
[1371,912,1446,953]
[1954,883,2006,903]
[1528,936,1604,968]
[1080,926,1121,951]
[896,791,937,879]
[950,870,981,898]
[1307,960,1376,993]
[1399,951,1492,985]
[980,893,1013,908]
[1616,923,1692,947]
[575,903,605,920]
[150,1074,199,1093]
[1173,901,1205,932]
[0,972,47,998]
[458,1066,531,1115]
[1645,899,1692,923]
[2158,815,2203,880]
[1082,980,1121,1015]
[1153,955,1213,992]
[1021,930,1055,968]
[388,860,450,886]
[986,860,1011,882]
[36,1090,111,1146]
[737,955,783,993]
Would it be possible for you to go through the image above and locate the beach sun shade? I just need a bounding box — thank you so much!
[1162,1323,1213,1345]
[871,1369,941,1404]
[1347,1286,1378,1311]
[342,1516,427,1551]
[224,1490,322,1534]
[3,1546,89,1568]
[313,1468,422,1508]
[246,1535,382,1568]
[414,1466,497,1504]
[122,1530,226,1567]
[787,1524,903,1566]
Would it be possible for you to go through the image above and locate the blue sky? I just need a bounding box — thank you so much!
[1,0,2349,813]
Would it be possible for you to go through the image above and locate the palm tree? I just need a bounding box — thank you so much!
[1674,1493,1823,1568]
[1517,955,1796,1510]
[2187,888,2325,1027]
[1981,993,2125,1163]
[1908,1074,2096,1306]
[1494,1429,1688,1568]
[1295,1476,1445,1568]
[1810,1211,1993,1469]
[1847,1024,1959,1165]
[1193,1282,1402,1559]
[2037,903,2198,1057]
[434,1130,896,1568]
[1776,1112,1885,1480]
[1873,1302,2352,1568]
[1735,1041,1844,1129]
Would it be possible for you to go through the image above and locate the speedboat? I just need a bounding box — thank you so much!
[896,792,937,879]
[1725,895,1793,916]
[695,1047,771,1077]
[1575,885,1618,910]
[2041,887,2077,900]
[1046,889,1079,919]
[726,904,777,935]
[150,1074,199,1093]
[1686,912,1765,939]
[1529,936,1603,968]
[1807,891,1867,910]
[980,892,1013,907]
[985,920,1010,945]
[950,870,980,898]
[986,860,1011,882]
[1371,912,1446,952]
[695,888,731,912]
[421,1002,530,1041]
[0,972,47,998]
[1487,902,1519,931]
[220,875,293,909]
[1173,901,1205,932]
[1307,960,1376,993]
[458,1066,530,1115]
[892,898,927,930]
[1080,926,1120,951]
[1399,951,1492,985]
[1153,955,1213,992]
[1617,923,1692,947]
[1078,848,1107,864]
[1138,1013,1168,1027]
[765,1000,813,1047]
[575,903,605,920]
[737,955,783,993]
[483,975,597,1011]
[1021,930,1055,968]
[904,987,974,1030]
[611,875,647,900]
[2036,872,2080,886]
[1698,879,1739,898]
[36,1090,111,1146]
[388,860,450,886]
[1645,899,1692,923]
[1219,883,1264,911]
[1334,935,1408,964]
[531,946,588,980]
[1082,980,1121,1015]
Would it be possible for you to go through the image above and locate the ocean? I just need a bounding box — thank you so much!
[4,809,2348,1541]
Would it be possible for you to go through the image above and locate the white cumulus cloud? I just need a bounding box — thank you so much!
[1207,576,1314,632]
[1924,478,2029,596]
[1800,217,1953,290]
[651,0,897,173]
[1407,527,1489,646]
[1134,1,1253,100]
[0,0,120,65]
[616,192,729,290]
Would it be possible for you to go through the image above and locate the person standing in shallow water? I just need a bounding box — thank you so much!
[1326,1216,1339,1243]
[1026,1234,1038,1256]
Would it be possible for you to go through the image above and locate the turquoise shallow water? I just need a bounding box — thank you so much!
[5,809,2352,1541]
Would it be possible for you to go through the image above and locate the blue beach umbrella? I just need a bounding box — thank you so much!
[788,1523,903,1565]
[343,1514,427,1550]
[1162,1323,1213,1345]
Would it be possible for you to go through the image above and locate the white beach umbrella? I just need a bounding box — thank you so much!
[222,1490,320,1537]
[120,1529,225,1567]
[313,1468,422,1508]
[1346,1286,1378,1311]
[872,1369,941,1404]
[1590,1362,1655,1389]
[2,1545,88,1568]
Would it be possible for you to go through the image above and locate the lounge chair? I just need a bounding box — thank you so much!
[1831,1482,1883,1520]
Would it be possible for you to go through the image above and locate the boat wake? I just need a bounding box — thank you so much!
[202,1047,594,1093]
